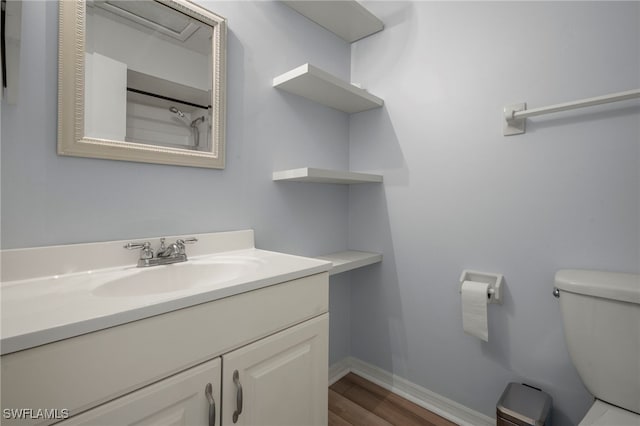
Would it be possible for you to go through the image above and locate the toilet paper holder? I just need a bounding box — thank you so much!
[459,270,504,304]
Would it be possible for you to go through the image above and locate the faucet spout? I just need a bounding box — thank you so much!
[157,243,180,258]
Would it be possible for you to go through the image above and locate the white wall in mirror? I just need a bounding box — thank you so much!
[84,52,127,141]
[85,3,211,92]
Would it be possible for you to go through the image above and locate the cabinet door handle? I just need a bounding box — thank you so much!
[232,370,243,423]
[205,383,216,426]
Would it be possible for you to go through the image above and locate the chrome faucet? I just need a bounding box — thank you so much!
[124,237,198,267]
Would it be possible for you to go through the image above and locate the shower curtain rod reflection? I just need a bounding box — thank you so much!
[126,87,210,110]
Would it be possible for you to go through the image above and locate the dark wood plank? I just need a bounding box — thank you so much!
[329,410,353,426]
[329,389,393,426]
[343,383,437,426]
[339,373,458,426]
[330,376,355,395]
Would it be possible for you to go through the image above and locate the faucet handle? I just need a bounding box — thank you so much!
[124,241,150,250]
[177,237,198,244]
[124,241,154,260]
[176,237,198,255]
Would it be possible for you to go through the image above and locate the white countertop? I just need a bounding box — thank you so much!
[1,231,331,355]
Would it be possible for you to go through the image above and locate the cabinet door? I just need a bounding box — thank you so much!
[59,358,221,426]
[222,314,328,426]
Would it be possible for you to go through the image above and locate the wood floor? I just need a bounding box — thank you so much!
[329,373,458,426]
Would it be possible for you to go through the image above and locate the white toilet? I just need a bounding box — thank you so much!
[555,269,640,426]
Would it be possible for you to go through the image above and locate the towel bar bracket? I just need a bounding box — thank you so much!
[503,103,527,136]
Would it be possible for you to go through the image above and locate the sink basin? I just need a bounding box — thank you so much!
[93,256,264,297]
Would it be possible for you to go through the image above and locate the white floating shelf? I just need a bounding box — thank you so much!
[273,63,383,114]
[282,0,384,43]
[273,168,383,184]
[316,250,382,276]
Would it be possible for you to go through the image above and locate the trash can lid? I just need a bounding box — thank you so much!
[497,383,552,426]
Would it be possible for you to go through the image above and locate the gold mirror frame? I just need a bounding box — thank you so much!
[57,0,227,169]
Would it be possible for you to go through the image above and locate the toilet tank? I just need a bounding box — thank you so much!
[555,270,640,414]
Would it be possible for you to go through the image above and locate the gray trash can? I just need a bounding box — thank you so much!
[497,382,552,426]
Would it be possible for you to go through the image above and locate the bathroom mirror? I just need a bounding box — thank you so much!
[58,0,227,168]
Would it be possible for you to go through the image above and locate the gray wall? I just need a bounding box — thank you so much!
[0,0,353,361]
[348,2,639,425]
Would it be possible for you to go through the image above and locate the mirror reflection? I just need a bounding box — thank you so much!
[85,0,213,151]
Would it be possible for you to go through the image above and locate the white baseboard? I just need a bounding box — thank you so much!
[328,357,352,385]
[329,356,495,426]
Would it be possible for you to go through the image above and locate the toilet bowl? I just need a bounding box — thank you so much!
[554,270,640,426]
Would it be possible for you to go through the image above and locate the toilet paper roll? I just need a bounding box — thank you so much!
[461,280,489,342]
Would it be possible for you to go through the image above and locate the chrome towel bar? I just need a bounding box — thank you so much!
[504,88,640,135]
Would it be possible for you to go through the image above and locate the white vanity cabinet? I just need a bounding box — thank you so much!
[1,272,329,426]
[56,314,328,426]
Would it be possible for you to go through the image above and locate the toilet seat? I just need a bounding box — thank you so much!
[579,400,640,426]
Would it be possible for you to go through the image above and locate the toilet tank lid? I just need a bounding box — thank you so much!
[555,270,640,304]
